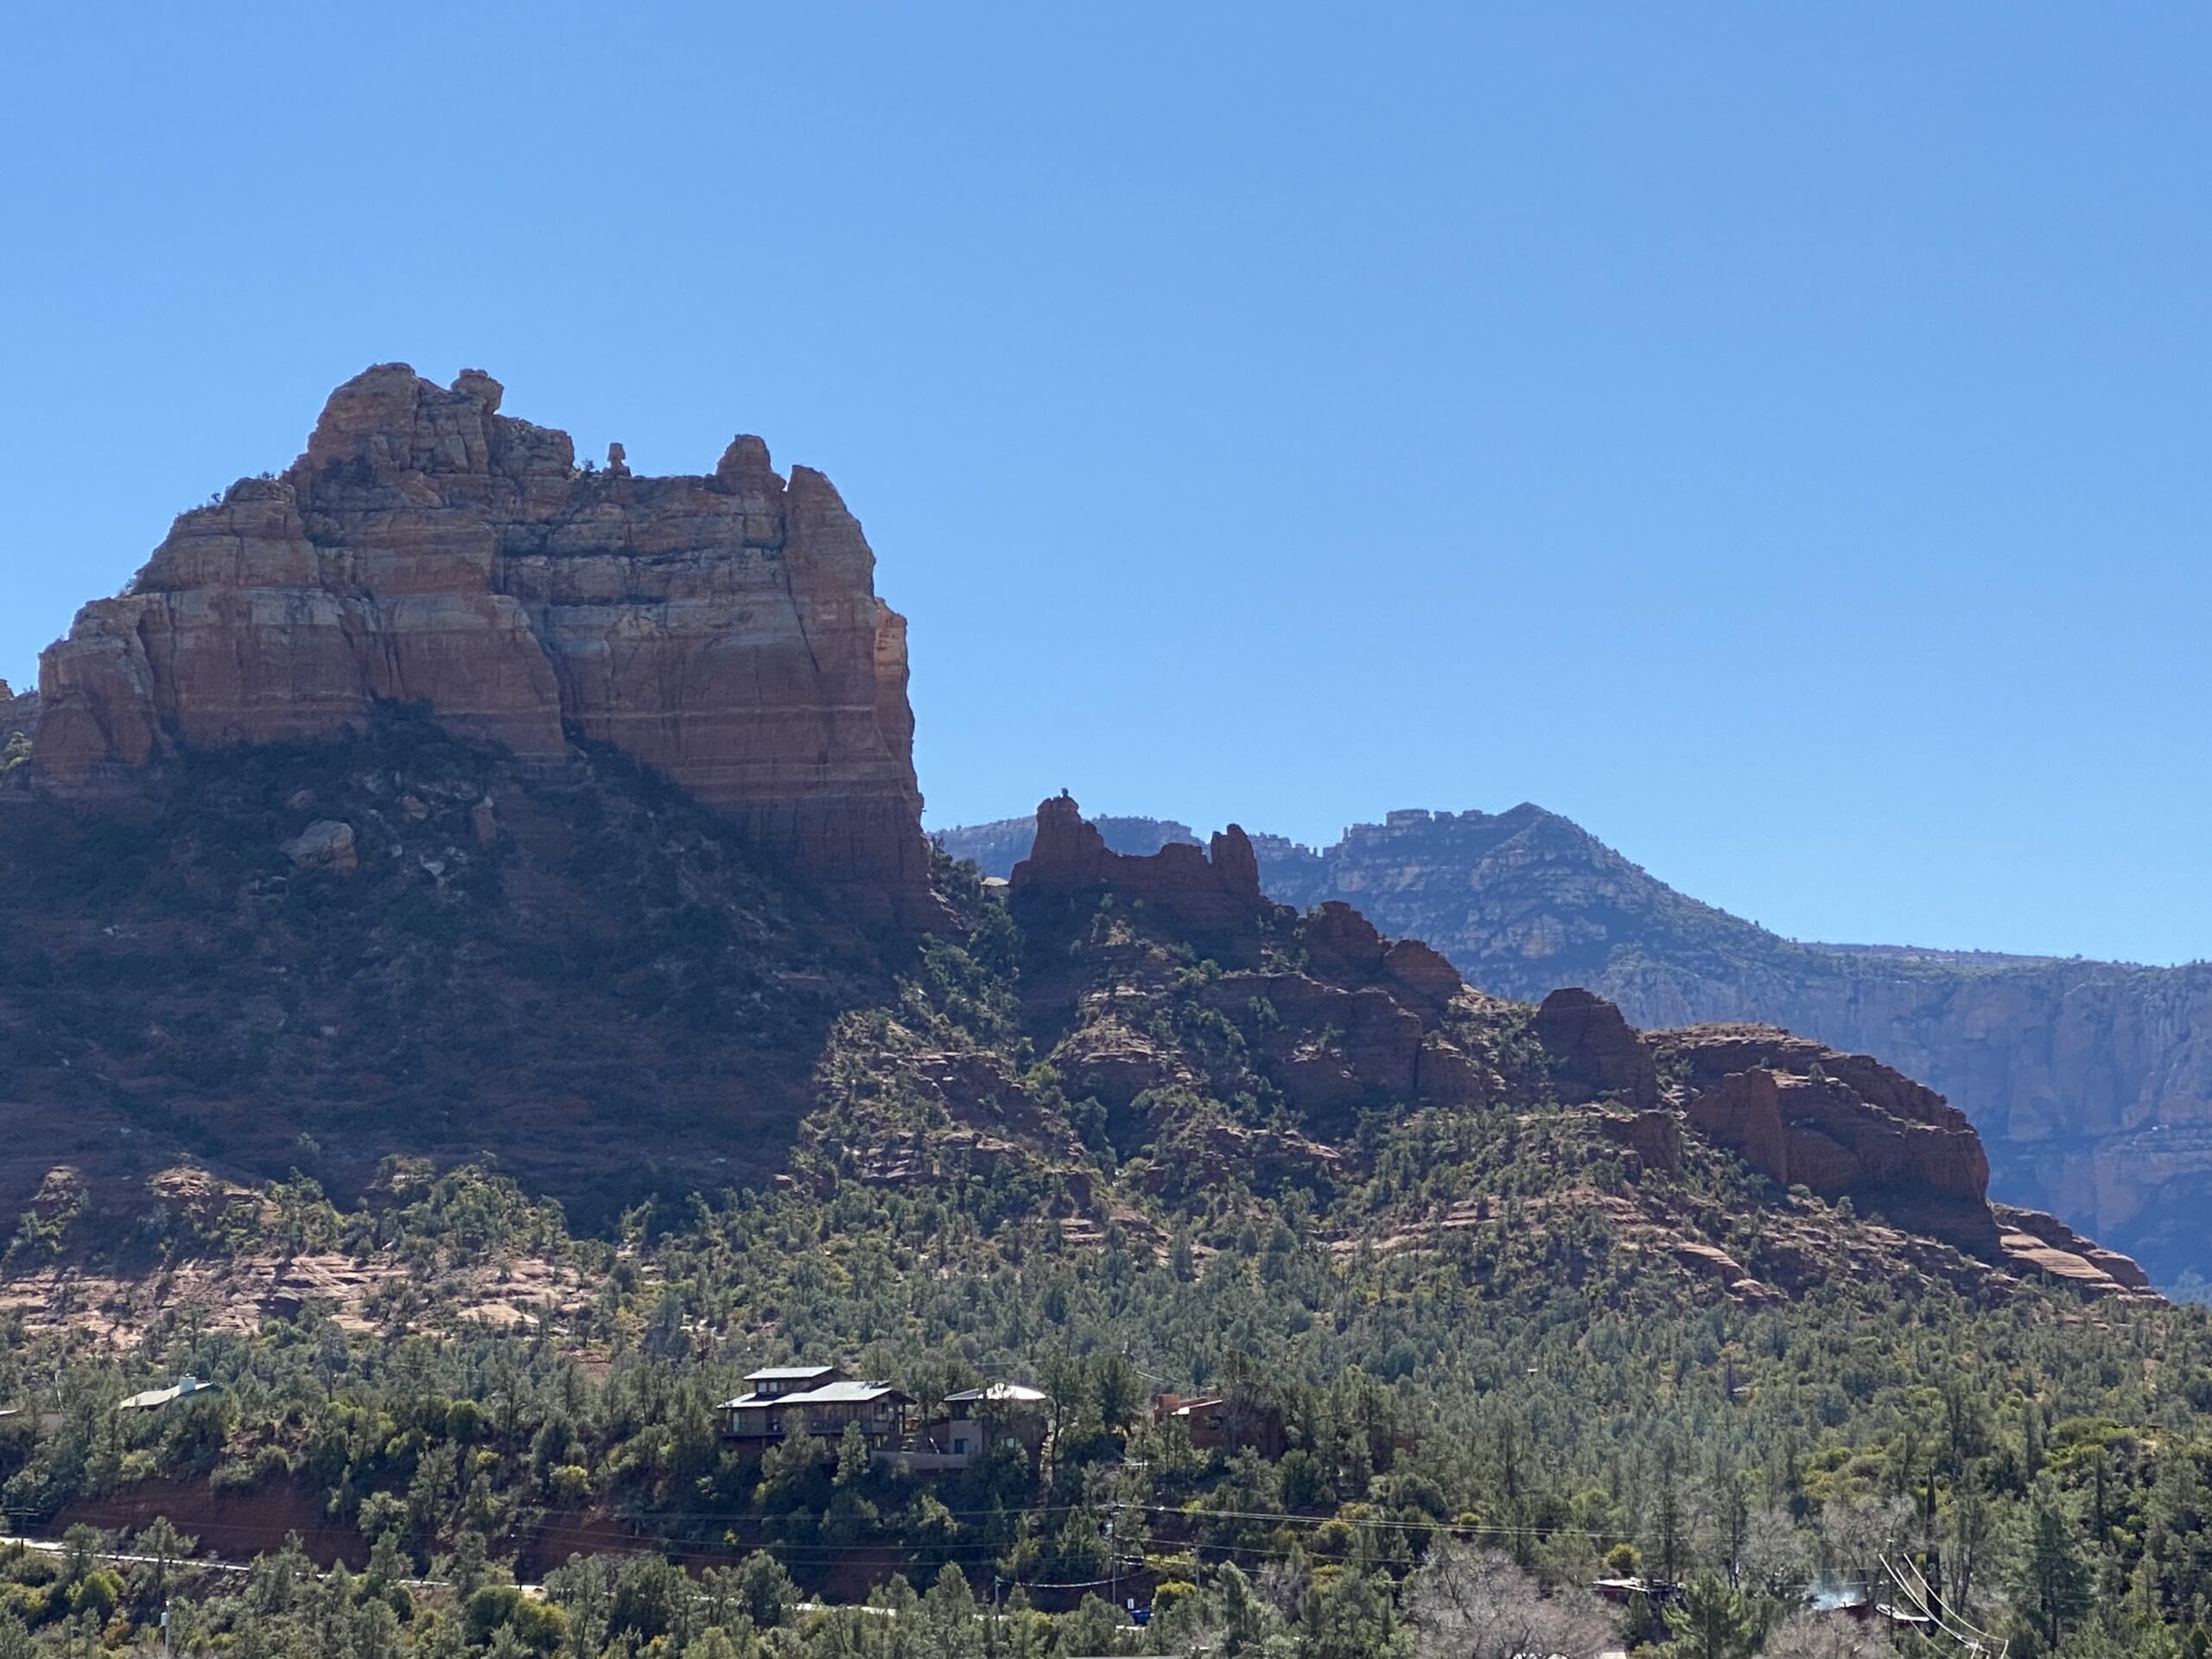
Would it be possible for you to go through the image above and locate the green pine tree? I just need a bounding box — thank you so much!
[2012,1479,2097,1650]
[1663,1572,1754,1659]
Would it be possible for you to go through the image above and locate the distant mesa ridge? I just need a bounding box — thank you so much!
[937,802,2212,1283]
[24,364,933,925]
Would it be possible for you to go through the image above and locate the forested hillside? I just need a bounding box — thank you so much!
[0,779,2205,1654]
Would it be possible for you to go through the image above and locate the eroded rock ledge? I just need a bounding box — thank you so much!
[1537,990,2159,1300]
[29,365,933,924]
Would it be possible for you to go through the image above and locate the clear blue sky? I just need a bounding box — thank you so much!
[3,4,2205,964]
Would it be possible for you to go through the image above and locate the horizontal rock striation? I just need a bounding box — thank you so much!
[29,365,933,924]
[1993,1205,2158,1300]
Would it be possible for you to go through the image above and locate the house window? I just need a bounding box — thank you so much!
[954,1439,969,1456]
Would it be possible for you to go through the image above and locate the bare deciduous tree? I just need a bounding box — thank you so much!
[1815,1496,1916,1589]
[1403,1541,1618,1659]
[1760,1609,1892,1657]
[1946,1472,1997,1620]
[1737,1507,1809,1603]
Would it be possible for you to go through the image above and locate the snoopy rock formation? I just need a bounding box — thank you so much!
[29,365,933,923]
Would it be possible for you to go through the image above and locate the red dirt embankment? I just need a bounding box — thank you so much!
[56,1475,368,1569]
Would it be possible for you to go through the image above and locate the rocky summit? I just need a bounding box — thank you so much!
[27,365,933,925]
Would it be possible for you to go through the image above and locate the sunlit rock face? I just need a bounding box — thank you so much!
[29,365,934,925]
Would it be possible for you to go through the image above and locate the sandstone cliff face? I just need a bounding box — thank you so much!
[1666,1031,1990,1217]
[1532,988,1660,1111]
[1630,957,2212,1283]
[30,365,933,924]
[1535,989,2154,1298]
[1535,995,1991,1223]
[948,804,2212,1283]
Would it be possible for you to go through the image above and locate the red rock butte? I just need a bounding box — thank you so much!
[1011,792,1269,930]
[29,365,934,925]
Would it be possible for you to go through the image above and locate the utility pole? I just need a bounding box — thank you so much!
[1105,1508,1116,1618]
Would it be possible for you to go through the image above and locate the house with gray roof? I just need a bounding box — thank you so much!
[716,1370,914,1446]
